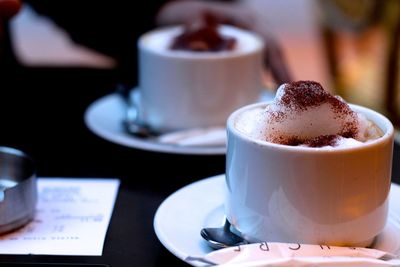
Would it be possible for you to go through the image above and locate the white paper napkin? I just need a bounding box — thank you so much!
[157,127,226,147]
[187,242,400,266]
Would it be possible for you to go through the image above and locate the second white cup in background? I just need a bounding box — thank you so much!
[137,25,264,132]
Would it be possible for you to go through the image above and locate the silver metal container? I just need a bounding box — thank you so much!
[0,147,37,234]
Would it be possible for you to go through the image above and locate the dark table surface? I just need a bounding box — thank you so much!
[0,66,399,267]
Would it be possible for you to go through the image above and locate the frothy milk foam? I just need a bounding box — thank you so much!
[235,81,383,148]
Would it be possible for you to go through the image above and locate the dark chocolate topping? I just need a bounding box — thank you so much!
[170,13,236,52]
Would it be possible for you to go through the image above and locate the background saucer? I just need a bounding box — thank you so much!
[84,89,275,155]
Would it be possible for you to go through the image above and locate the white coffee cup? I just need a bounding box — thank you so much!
[225,102,394,247]
[137,25,264,132]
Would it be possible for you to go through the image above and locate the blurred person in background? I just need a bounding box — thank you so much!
[4,0,292,86]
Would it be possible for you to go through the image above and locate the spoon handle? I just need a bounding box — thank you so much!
[115,84,161,138]
[201,219,247,250]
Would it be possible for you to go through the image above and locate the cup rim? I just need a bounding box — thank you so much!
[227,101,394,153]
[138,24,264,59]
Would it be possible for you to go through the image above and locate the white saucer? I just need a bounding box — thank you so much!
[153,174,400,267]
[84,89,274,155]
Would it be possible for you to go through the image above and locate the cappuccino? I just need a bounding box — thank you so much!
[226,81,394,246]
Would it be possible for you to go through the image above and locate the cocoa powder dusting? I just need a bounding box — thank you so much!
[304,135,339,147]
[275,81,359,144]
[280,81,347,112]
[340,121,358,139]
[276,135,339,147]
[269,110,286,122]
